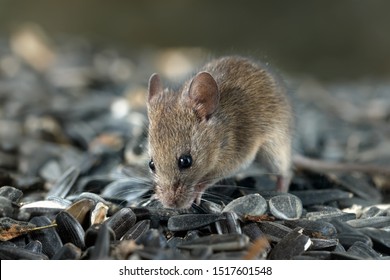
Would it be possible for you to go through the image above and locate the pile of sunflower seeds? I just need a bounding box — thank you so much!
[0,25,389,260]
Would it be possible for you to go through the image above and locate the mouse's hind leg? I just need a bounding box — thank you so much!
[256,133,292,192]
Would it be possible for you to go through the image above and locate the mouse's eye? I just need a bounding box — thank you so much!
[178,154,192,170]
[149,159,156,172]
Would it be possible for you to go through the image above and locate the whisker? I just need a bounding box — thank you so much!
[199,192,232,203]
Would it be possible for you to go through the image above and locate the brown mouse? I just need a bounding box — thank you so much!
[146,56,292,209]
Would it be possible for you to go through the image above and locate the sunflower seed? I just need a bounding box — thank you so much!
[291,189,353,206]
[0,244,49,260]
[309,238,339,250]
[167,213,220,232]
[178,234,249,252]
[269,194,303,220]
[347,241,382,259]
[189,246,213,259]
[84,223,116,248]
[55,211,85,249]
[222,194,267,218]
[51,242,82,260]
[29,216,62,258]
[46,166,80,199]
[0,186,23,203]
[284,219,337,238]
[90,201,109,225]
[359,228,390,254]
[102,207,136,240]
[306,210,356,222]
[268,228,312,260]
[122,219,150,241]
[24,240,43,254]
[242,223,266,242]
[360,206,387,218]
[89,223,112,259]
[0,197,15,217]
[346,216,390,228]
[337,233,373,249]
[65,198,95,225]
[215,212,241,234]
[136,228,167,248]
[330,251,365,260]
[300,250,331,260]
[257,221,292,242]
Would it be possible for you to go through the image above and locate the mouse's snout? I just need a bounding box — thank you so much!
[154,183,196,209]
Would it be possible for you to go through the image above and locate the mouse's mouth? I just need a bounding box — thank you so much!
[193,183,208,205]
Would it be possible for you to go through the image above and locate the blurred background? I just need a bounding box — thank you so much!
[1,0,390,81]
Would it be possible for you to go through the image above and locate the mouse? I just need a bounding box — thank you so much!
[146,56,293,209]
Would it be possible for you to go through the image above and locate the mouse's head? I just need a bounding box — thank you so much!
[146,72,221,209]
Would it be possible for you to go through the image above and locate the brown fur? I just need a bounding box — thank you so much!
[147,56,292,209]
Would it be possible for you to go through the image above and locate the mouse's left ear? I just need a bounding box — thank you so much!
[185,72,219,120]
[147,73,163,104]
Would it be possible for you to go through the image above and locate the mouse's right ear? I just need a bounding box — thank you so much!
[147,73,163,104]
[186,72,219,121]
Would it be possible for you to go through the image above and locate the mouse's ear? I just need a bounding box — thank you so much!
[148,73,163,104]
[186,72,219,120]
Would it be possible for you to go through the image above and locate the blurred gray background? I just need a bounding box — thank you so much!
[0,0,389,80]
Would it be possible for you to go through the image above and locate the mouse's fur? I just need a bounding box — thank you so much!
[147,56,292,209]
